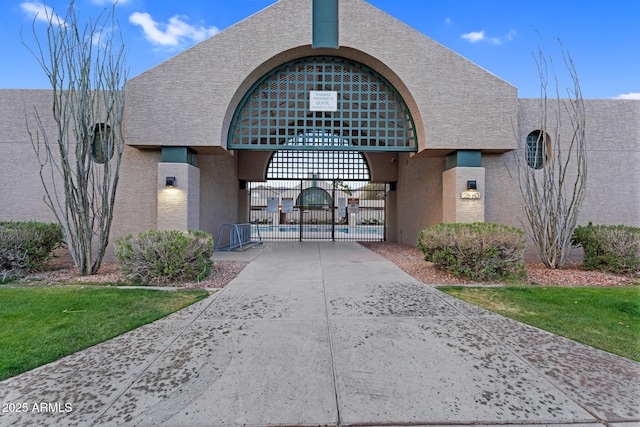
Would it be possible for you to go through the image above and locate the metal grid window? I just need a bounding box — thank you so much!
[229,56,417,151]
[526,130,548,170]
[267,150,370,180]
[267,130,370,180]
[92,123,113,164]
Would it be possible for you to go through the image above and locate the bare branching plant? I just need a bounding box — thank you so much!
[515,42,587,269]
[23,1,127,275]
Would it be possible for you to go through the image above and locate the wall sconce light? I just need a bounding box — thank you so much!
[461,180,481,199]
[165,176,177,188]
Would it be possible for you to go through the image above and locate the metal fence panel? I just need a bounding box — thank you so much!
[249,181,385,242]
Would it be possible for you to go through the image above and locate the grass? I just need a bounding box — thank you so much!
[438,286,640,362]
[0,287,210,381]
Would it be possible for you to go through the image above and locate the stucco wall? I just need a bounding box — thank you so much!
[484,98,640,261]
[238,151,272,182]
[0,90,65,223]
[365,152,399,182]
[110,147,160,243]
[395,152,444,245]
[482,152,523,228]
[197,153,240,239]
[517,98,640,227]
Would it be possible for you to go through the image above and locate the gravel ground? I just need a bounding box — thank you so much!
[361,242,637,287]
[21,252,248,289]
[17,242,636,288]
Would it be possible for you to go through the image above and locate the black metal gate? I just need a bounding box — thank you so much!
[249,180,386,242]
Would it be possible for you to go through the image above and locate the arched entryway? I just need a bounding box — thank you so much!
[230,56,416,241]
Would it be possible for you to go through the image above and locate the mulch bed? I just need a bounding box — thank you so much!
[19,249,247,289]
[13,242,637,288]
[360,241,638,287]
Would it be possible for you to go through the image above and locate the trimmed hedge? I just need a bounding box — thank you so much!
[115,230,214,284]
[572,223,640,275]
[417,222,527,282]
[0,221,63,280]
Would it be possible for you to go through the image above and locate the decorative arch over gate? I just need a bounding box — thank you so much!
[228,56,417,151]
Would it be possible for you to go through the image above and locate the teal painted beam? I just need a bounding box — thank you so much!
[161,147,197,166]
[445,150,482,170]
[226,144,416,152]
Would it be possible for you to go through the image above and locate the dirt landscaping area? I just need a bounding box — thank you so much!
[19,242,637,288]
[22,248,248,289]
[361,242,638,287]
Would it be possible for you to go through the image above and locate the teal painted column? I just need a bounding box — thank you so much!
[313,0,338,48]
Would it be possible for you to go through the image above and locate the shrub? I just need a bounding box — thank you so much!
[417,222,527,281]
[115,230,214,284]
[0,221,63,280]
[572,223,640,275]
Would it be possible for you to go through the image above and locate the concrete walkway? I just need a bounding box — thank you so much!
[1,242,638,427]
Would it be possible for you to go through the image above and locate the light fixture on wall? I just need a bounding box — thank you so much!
[461,180,481,199]
[165,176,177,188]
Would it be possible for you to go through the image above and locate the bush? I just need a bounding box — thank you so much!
[115,230,214,284]
[417,222,527,281]
[0,221,63,280]
[572,223,640,275]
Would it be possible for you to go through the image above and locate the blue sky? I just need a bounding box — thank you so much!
[1,0,638,99]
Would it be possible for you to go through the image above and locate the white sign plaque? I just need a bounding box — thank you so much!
[347,197,360,214]
[267,197,279,213]
[338,198,346,218]
[309,91,338,112]
[281,198,294,213]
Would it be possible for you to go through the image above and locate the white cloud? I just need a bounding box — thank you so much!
[129,12,219,47]
[20,1,65,26]
[615,92,640,100]
[91,28,115,47]
[461,29,516,45]
[461,30,485,43]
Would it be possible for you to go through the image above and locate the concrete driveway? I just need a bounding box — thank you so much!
[1,242,638,426]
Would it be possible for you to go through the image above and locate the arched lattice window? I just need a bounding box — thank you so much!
[266,131,370,180]
[229,56,417,151]
[526,130,549,169]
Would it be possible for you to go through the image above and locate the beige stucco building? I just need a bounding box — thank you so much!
[1,0,638,258]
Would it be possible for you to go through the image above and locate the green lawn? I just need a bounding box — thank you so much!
[0,287,210,381]
[438,286,640,362]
